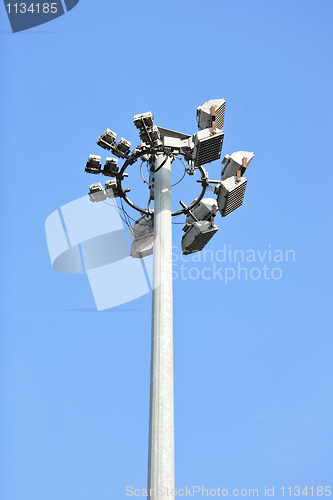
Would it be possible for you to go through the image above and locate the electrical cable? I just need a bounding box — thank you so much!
[102,200,129,228]
[154,155,169,173]
[102,199,136,226]
[121,198,135,235]
[140,161,150,186]
[140,157,187,188]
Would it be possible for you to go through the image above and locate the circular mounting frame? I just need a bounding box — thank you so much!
[114,148,209,217]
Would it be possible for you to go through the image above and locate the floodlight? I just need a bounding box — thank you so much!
[115,137,131,154]
[133,111,154,129]
[85,154,102,174]
[103,158,119,177]
[97,128,117,149]
[130,214,154,258]
[196,99,226,131]
[216,175,247,217]
[105,179,121,198]
[221,151,254,181]
[181,220,218,255]
[131,234,154,258]
[133,110,158,144]
[186,198,217,224]
[132,214,154,238]
[89,182,103,193]
[140,125,160,144]
[89,182,106,202]
[192,128,224,167]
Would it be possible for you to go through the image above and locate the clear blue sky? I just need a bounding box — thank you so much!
[0,1,332,499]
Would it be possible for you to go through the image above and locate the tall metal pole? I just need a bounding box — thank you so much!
[148,153,175,499]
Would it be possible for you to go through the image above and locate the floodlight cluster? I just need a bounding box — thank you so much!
[84,99,254,255]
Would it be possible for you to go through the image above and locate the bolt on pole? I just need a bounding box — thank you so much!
[148,153,175,498]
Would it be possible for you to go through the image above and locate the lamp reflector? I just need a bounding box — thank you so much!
[85,154,102,174]
[193,128,224,167]
[221,151,254,180]
[181,220,218,255]
[186,198,217,224]
[97,129,117,149]
[217,176,247,217]
[196,99,226,131]
[130,214,154,258]
[89,182,106,202]
[133,111,154,129]
[140,125,160,144]
[103,158,119,177]
[115,137,131,154]
[105,179,121,198]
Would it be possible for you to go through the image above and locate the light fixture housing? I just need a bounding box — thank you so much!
[103,158,119,177]
[192,128,224,167]
[140,125,160,144]
[132,214,154,238]
[196,99,226,131]
[134,112,159,144]
[181,220,218,255]
[216,175,247,217]
[130,214,154,258]
[105,179,121,198]
[133,111,154,129]
[89,182,106,202]
[186,198,217,224]
[96,129,117,149]
[115,137,131,154]
[85,154,102,174]
[221,151,254,180]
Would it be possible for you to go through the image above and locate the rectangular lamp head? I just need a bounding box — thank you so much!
[85,154,102,174]
[140,125,160,144]
[103,158,119,177]
[186,197,217,224]
[193,128,224,167]
[115,137,131,154]
[221,151,254,180]
[89,182,106,202]
[130,234,154,258]
[132,214,154,239]
[181,220,218,255]
[196,99,226,131]
[130,214,154,258]
[133,111,154,129]
[97,129,117,149]
[217,176,247,217]
[105,179,121,198]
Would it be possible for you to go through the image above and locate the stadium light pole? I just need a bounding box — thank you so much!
[148,153,175,497]
[84,101,254,498]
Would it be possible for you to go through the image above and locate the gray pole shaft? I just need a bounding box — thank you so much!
[148,154,175,499]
